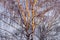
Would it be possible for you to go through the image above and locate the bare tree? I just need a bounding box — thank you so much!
[0,0,60,40]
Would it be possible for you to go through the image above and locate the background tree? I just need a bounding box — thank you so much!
[0,0,60,40]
